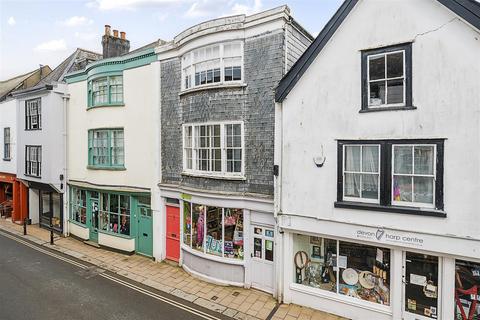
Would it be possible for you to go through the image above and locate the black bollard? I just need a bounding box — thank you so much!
[23,218,27,235]
[50,224,54,245]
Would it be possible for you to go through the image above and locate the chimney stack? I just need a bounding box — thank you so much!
[102,25,130,58]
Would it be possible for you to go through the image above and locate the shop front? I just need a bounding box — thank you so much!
[281,216,480,320]
[68,185,153,256]
[161,189,275,293]
[0,173,28,223]
[27,181,64,233]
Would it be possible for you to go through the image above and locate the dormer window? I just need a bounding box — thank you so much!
[181,42,243,91]
[361,43,413,111]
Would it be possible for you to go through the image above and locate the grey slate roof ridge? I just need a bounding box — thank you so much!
[275,0,480,103]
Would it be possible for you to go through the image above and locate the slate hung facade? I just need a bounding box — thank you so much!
[275,0,480,319]
[156,6,312,293]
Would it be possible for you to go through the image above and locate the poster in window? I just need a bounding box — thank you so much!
[455,260,480,320]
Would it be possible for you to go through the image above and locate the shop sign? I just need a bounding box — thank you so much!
[355,228,424,247]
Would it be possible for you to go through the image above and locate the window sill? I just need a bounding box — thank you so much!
[87,103,125,110]
[359,105,417,113]
[98,229,134,240]
[69,220,88,228]
[24,174,41,179]
[25,128,42,131]
[181,171,246,181]
[87,165,126,171]
[334,201,446,217]
[179,82,247,96]
[182,244,245,265]
[2,158,11,161]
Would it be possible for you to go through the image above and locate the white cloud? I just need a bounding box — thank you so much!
[230,0,262,15]
[62,16,94,27]
[34,39,68,53]
[87,0,183,11]
[7,16,16,26]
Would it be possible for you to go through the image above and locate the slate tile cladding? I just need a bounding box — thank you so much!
[160,30,286,196]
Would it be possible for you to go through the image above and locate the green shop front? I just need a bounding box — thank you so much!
[68,184,153,256]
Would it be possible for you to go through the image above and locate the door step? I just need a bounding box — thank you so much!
[83,240,100,248]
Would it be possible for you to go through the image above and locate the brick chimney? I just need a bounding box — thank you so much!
[102,24,130,58]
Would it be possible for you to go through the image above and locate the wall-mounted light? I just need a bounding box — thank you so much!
[313,145,326,167]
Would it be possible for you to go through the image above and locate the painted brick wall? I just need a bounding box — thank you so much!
[160,30,289,196]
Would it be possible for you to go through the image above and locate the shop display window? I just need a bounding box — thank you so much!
[293,234,390,305]
[455,260,480,320]
[404,252,438,319]
[183,201,243,260]
[71,188,87,224]
[99,193,131,236]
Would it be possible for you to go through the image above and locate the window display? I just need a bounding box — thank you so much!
[71,188,87,224]
[404,252,438,319]
[293,234,390,305]
[99,192,131,236]
[183,201,243,259]
[455,260,480,320]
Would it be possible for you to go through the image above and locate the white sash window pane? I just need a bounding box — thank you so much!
[109,76,123,103]
[414,146,434,175]
[394,146,413,174]
[361,174,379,199]
[413,177,434,204]
[387,52,404,78]
[369,55,385,80]
[387,79,404,104]
[369,81,386,106]
[362,145,379,173]
[344,146,360,171]
[112,130,124,166]
[344,173,360,198]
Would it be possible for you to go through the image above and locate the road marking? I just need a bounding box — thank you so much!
[0,229,223,320]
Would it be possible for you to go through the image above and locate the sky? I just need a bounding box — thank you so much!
[0,0,343,80]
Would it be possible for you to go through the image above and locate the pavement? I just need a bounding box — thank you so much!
[0,218,346,320]
[0,229,230,320]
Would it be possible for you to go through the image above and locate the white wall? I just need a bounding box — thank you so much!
[29,188,39,224]
[0,99,17,174]
[279,0,480,239]
[67,64,157,191]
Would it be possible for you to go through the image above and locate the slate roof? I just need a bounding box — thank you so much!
[275,0,480,102]
[126,39,165,56]
[0,67,51,101]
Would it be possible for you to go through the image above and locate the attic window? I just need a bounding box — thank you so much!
[361,43,413,112]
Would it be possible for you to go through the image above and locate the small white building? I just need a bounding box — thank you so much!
[274,0,480,319]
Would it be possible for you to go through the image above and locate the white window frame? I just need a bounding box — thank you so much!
[342,144,381,204]
[181,41,244,91]
[367,49,406,108]
[3,127,11,160]
[25,145,41,177]
[25,98,42,130]
[391,144,436,209]
[182,121,245,178]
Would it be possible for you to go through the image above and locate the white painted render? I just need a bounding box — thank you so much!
[278,0,480,240]
[0,99,17,174]
[276,0,480,319]
[67,64,157,191]
[98,232,135,252]
[68,221,89,240]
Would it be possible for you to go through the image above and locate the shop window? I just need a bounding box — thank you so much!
[99,193,130,236]
[25,145,41,177]
[183,122,244,177]
[404,252,438,319]
[25,98,41,130]
[183,201,243,260]
[88,75,123,108]
[71,187,87,224]
[293,234,390,305]
[455,260,480,320]
[181,41,243,91]
[361,43,412,111]
[336,139,444,215]
[40,191,62,231]
[88,128,124,168]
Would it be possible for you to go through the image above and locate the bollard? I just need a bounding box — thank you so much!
[23,218,27,235]
[50,224,54,245]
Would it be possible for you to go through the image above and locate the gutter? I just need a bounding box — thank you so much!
[11,84,54,98]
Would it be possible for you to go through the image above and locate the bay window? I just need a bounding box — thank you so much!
[99,193,130,236]
[88,75,123,107]
[183,122,244,177]
[336,139,444,216]
[88,128,124,168]
[182,42,243,90]
[183,201,244,260]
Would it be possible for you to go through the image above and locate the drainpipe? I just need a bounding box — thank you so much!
[274,100,284,303]
[62,91,69,236]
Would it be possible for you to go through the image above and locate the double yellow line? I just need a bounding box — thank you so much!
[0,229,223,320]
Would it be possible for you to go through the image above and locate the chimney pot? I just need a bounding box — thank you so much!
[104,25,111,36]
[120,31,126,40]
[113,29,119,37]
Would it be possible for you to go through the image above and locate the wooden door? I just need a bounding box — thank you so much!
[166,205,180,262]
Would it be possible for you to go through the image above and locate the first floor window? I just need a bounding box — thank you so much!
[70,187,87,224]
[88,128,124,168]
[293,234,390,306]
[337,139,444,212]
[3,127,10,159]
[25,98,41,130]
[455,260,480,320]
[183,201,243,260]
[88,75,124,107]
[99,193,130,236]
[25,145,41,177]
[183,122,243,176]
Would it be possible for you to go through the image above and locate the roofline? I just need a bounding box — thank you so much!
[11,84,54,98]
[275,0,480,103]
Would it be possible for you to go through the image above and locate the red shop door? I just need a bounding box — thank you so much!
[166,205,180,262]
